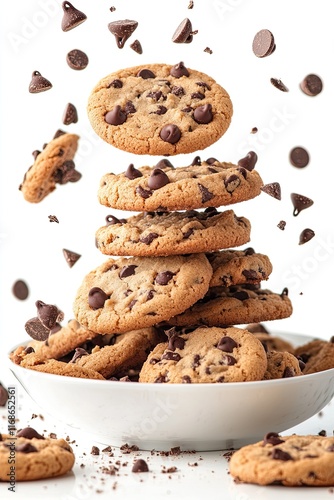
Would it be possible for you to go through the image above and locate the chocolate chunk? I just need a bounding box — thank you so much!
[171,85,185,96]
[161,351,181,361]
[62,103,78,125]
[166,327,185,350]
[125,163,142,179]
[36,300,63,329]
[224,174,241,193]
[106,214,123,225]
[124,101,136,115]
[277,220,286,230]
[17,427,45,439]
[62,248,81,268]
[251,127,258,134]
[270,78,289,92]
[147,168,170,190]
[160,124,181,144]
[300,74,323,96]
[66,49,89,70]
[16,443,37,454]
[155,271,174,285]
[192,354,201,368]
[108,19,138,49]
[132,459,149,473]
[136,185,152,199]
[147,91,163,101]
[244,247,255,256]
[261,182,281,200]
[221,354,236,365]
[12,280,29,300]
[25,317,50,341]
[217,336,238,353]
[105,105,127,125]
[154,159,174,170]
[107,79,123,89]
[263,432,284,446]
[88,287,109,309]
[48,215,59,223]
[252,29,276,57]
[172,18,193,43]
[70,347,89,363]
[61,1,87,32]
[242,269,259,280]
[32,150,41,160]
[283,366,295,377]
[130,39,142,54]
[170,62,189,78]
[119,265,137,278]
[182,375,191,383]
[299,228,315,245]
[0,384,8,407]
[191,156,201,166]
[193,104,213,124]
[140,233,158,245]
[198,183,214,203]
[232,291,249,301]
[188,1,194,8]
[204,47,213,54]
[291,193,314,216]
[137,68,155,79]
[237,151,258,171]
[289,147,310,168]
[272,448,293,461]
[28,71,52,93]
[53,129,66,139]
[151,105,167,115]
[191,92,205,99]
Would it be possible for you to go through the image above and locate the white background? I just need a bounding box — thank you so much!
[1,0,334,353]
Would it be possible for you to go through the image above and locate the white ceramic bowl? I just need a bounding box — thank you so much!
[8,332,334,451]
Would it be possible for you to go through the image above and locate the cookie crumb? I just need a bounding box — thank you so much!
[277,220,286,230]
[204,47,213,54]
[91,446,100,455]
[48,215,59,223]
[188,1,194,8]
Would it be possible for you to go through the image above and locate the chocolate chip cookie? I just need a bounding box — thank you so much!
[73,254,213,334]
[253,332,295,354]
[18,357,106,379]
[294,338,334,374]
[139,326,267,383]
[95,208,251,257]
[263,350,302,379]
[87,62,233,155]
[229,433,334,486]
[19,132,81,203]
[0,431,75,481]
[98,158,263,212]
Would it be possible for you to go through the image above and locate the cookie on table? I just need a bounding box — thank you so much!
[19,132,81,203]
[167,286,293,327]
[139,326,267,383]
[263,350,302,380]
[253,332,295,354]
[73,254,213,335]
[87,62,233,156]
[20,358,105,379]
[95,208,251,257]
[229,433,334,486]
[294,338,334,374]
[207,247,272,287]
[0,430,75,481]
[98,158,263,211]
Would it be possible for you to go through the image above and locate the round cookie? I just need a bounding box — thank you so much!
[0,432,75,481]
[98,158,263,211]
[263,350,302,379]
[21,358,106,379]
[73,254,213,335]
[167,286,293,327]
[229,433,334,486]
[253,332,295,354]
[139,326,267,383]
[95,208,251,257]
[207,248,272,287]
[294,338,334,374]
[87,62,233,156]
[19,132,81,203]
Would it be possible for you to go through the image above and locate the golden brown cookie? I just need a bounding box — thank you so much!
[263,350,303,379]
[253,332,295,354]
[294,338,334,374]
[21,358,105,379]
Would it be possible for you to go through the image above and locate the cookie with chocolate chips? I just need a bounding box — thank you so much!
[73,254,213,334]
[229,433,334,486]
[95,208,251,257]
[20,132,81,203]
[0,431,75,481]
[98,157,263,211]
[87,62,233,155]
[167,286,293,327]
[139,326,267,383]
[262,350,302,380]
[294,338,334,374]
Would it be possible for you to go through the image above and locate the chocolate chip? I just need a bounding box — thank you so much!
[191,92,205,99]
[192,354,201,368]
[277,220,286,230]
[28,71,52,93]
[299,228,315,245]
[151,105,167,115]
[232,291,249,301]
[204,47,213,54]
[147,169,170,190]
[106,214,123,226]
[130,39,142,54]
[160,124,181,144]
[217,336,238,353]
[283,367,295,378]
[48,215,59,223]
[188,0,194,8]
[108,79,123,89]
[170,61,189,78]
[154,375,168,383]
[263,432,284,446]
[300,74,323,96]
[193,104,213,124]
[105,105,127,125]
[88,287,109,309]
[66,49,89,70]
[182,375,192,383]
[161,351,181,361]
[25,317,50,341]
[237,151,258,171]
[32,150,41,160]
[198,183,214,203]
[291,193,314,216]
[63,248,81,268]
[124,101,136,115]
[270,78,289,92]
[132,459,149,473]
[124,163,142,180]
[12,280,29,300]
[61,1,87,32]
[172,18,193,43]
[53,129,66,139]
[154,159,174,170]
[155,271,174,285]
[70,347,89,363]
[119,265,137,279]
[191,156,201,166]
[54,160,81,185]
[171,85,185,96]
[242,269,259,280]
[261,182,281,200]
[62,103,78,125]
[252,29,276,57]
[224,174,241,193]
[251,127,258,134]
[166,328,186,350]
[16,443,38,454]
[36,300,63,330]
[147,91,163,101]
[140,233,158,245]
[108,19,138,48]
[289,147,310,168]
[281,287,289,297]
[17,427,45,439]
[272,448,293,461]
[220,354,237,365]
[137,68,155,79]
[136,185,152,199]
[0,384,8,407]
